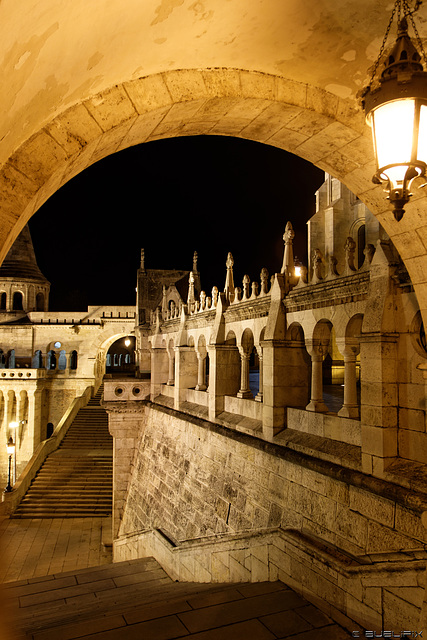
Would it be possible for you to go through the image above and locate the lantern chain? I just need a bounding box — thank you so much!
[368,0,426,86]
[368,1,399,85]
[403,0,427,65]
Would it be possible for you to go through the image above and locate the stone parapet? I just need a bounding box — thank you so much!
[114,526,426,633]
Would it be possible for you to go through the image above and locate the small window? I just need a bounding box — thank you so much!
[0,293,6,310]
[70,350,78,370]
[47,350,56,370]
[12,292,23,311]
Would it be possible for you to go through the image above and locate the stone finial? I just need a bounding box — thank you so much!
[260,268,269,295]
[224,252,235,301]
[251,281,259,297]
[162,285,167,319]
[234,287,242,302]
[312,249,324,282]
[212,286,219,307]
[242,274,251,299]
[187,271,195,311]
[200,290,206,310]
[193,251,198,272]
[344,237,356,272]
[281,221,295,276]
[140,248,145,270]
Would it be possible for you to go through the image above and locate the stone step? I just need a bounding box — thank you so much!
[12,506,111,519]
[13,381,113,518]
[5,556,343,640]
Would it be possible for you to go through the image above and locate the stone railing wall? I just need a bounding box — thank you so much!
[113,401,427,632]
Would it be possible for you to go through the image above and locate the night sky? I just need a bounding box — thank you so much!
[28,135,324,311]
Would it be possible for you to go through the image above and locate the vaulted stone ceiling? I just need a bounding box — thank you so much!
[1,1,427,317]
[1,0,419,164]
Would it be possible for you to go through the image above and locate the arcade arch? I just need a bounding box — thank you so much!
[1,65,427,331]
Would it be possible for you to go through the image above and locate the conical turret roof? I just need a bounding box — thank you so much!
[0,225,49,283]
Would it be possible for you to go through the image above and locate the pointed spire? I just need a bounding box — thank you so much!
[140,248,145,270]
[224,252,235,302]
[193,251,198,272]
[281,221,295,277]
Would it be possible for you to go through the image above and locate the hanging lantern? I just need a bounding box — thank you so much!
[361,1,427,221]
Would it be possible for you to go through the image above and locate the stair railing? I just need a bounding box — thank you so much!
[0,386,93,515]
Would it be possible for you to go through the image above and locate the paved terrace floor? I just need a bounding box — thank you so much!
[0,515,353,639]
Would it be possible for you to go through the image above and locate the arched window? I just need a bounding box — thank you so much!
[0,349,5,369]
[0,293,6,310]
[70,350,78,370]
[58,350,67,370]
[32,350,43,368]
[12,292,23,311]
[36,292,44,311]
[47,350,56,370]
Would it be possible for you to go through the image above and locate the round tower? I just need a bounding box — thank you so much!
[0,225,50,322]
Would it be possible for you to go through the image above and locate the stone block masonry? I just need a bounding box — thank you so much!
[114,402,427,632]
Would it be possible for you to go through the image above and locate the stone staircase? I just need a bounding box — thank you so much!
[6,556,351,639]
[12,384,113,519]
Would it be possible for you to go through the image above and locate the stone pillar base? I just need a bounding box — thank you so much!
[338,405,359,419]
[306,400,329,413]
[237,390,253,399]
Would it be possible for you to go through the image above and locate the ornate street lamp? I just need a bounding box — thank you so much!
[361,0,427,221]
[4,437,15,493]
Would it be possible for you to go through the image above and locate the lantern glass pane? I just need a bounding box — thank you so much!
[417,104,427,164]
[373,99,415,170]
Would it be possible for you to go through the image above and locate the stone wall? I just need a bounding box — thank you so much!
[116,402,427,630]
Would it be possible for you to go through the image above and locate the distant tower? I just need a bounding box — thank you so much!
[0,225,50,321]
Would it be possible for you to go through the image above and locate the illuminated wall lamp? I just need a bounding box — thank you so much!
[361,1,427,221]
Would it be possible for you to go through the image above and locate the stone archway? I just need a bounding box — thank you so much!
[2,67,427,320]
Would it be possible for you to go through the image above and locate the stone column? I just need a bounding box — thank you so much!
[195,352,207,391]
[338,344,359,419]
[150,347,169,400]
[26,388,43,455]
[237,349,252,399]
[105,402,145,540]
[167,351,175,386]
[174,346,198,410]
[255,347,263,402]
[5,390,14,433]
[305,344,328,413]
[359,333,398,476]
[208,344,240,421]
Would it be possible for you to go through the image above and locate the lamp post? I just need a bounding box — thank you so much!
[361,0,427,220]
[4,437,15,493]
[9,421,19,484]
